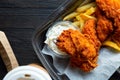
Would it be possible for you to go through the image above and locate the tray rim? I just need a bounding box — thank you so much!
[32,0,85,80]
[32,0,120,80]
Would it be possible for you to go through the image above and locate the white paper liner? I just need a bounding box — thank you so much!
[42,45,120,80]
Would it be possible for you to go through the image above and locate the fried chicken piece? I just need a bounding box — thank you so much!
[96,0,120,28]
[57,29,98,72]
[96,0,120,46]
[70,29,98,72]
[56,29,76,55]
[111,17,120,47]
[111,29,120,47]
[82,19,101,52]
[96,17,113,42]
[96,0,120,21]
[71,56,98,72]
[95,8,113,42]
[70,29,97,58]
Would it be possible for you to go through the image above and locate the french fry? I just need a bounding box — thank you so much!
[76,15,82,21]
[76,2,96,13]
[63,2,97,31]
[63,12,78,21]
[80,13,96,21]
[84,7,96,15]
[75,16,85,30]
[63,1,120,52]
[103,41,120,51]
[72,21,81,27]
[79,19,84,31]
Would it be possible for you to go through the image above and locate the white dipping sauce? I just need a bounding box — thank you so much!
[44,21,77,55]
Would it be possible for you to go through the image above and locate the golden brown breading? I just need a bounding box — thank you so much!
[82,19,101,52]
[57,29,98,72]
[70,29,98,72]
[56,29,76,55]
[96,0,120,46]
[95,8,113,42]
[96,16,113,42]
[96,0,120,19]
[70,29,97,59]
[111,29,120,47]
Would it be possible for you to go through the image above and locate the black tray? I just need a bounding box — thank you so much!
[32,0,85,80]
[32,0,120,80]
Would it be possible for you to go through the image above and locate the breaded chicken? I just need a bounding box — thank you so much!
[96,0,120,28]
[96,17,113,42]
[57,29,98,72]
[70,29,98,72]
[70,29,97,59]
[96,0,120,46]
[96,0,120,21]
[111,29,120,47]
[95,8,113,42]
[82,19,101,52]
[56,29,76,55]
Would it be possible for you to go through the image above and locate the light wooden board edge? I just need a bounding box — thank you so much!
[0,31,19,72]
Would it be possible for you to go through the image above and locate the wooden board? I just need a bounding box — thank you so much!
[0,31,19,71]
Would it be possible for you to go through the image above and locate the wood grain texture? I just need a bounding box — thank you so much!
[0,31,19,71]
[0,0,64,8]
[0,0,65,79]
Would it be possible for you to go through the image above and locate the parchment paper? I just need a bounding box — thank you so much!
[42,45,120,80]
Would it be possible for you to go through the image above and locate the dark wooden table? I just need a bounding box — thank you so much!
[0,0,64,79]
[0,0,119,80]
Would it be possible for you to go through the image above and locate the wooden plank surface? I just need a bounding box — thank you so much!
[0,0,119,80]
[0,0,65,79]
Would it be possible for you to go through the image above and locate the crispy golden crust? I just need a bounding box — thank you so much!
[96,0,120,19]
[111,29,120,47]
[96,0,120,46]
[56,29,76,55]
[82,19,101,52]
[70,29,97,58]
[95,8,113,42]
[70,29,98,72]
[57,29,98,72]
[96,16,113,42]
[55,0,120,73]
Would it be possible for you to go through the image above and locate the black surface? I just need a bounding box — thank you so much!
[0,0,119,80]
[0,0,65,79]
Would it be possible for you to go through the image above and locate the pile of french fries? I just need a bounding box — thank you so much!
[63,2,120,52]
[63,2,96,31]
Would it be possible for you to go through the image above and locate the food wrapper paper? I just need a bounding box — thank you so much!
[42,45,120,80]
